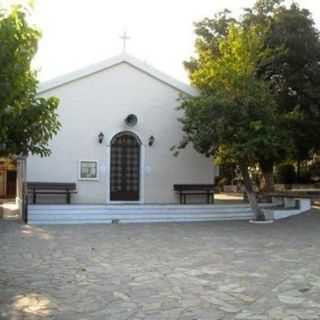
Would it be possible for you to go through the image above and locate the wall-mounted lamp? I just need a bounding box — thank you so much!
[148,135,155,147]
[98,132,104,144]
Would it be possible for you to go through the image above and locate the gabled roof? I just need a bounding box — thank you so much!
[38,53,198,96]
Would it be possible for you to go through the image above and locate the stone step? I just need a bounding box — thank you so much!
[28,219,113,225]
[29,208,252,215]
[29,212,252,220]
[29,214,252,225]
[28,204,256,224]
[28,204,254,210]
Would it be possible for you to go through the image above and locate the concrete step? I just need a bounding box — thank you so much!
[29,204,255,210]
[28,204,257,224]
[29,216,251,225]
[28,219,113,225]
[29,208,252,216]
[29,212,251,220]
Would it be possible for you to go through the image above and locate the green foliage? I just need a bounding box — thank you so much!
[298,165,312,184]
[255,3,320,161]
[179,0,320,197]
[0,5,60,157]
[275,163,296,184]
[184,10,237,74]
[219,163,237,185]
[242,0,283,29]
[175,24,289,169]
[176,0,320,217]
[309,156,320,182]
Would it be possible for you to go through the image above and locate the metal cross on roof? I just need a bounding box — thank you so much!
[120,31,131,53]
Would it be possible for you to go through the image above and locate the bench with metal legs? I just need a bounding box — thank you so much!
[27,182,77,204]
[174,184,215,204]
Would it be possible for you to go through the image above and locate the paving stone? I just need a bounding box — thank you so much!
[1,210,320,319]
[278,295,305,305]
[218,303,240,313]
[113,291,130,301]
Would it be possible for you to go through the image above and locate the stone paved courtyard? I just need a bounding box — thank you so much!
[1,210,320,320]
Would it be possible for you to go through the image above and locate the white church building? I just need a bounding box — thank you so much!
[26,53,218,207]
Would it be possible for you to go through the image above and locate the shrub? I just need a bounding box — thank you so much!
[275,164,296,184]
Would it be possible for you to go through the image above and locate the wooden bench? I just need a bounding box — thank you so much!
[27,182,77,204]
[174,184,215,204]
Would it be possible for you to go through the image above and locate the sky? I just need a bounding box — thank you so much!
[5,0,320,83]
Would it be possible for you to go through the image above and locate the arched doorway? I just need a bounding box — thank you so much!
[110,132,141,201]
[0,159,17,199]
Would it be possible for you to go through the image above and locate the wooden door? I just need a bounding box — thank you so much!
[6,171,17,198]
[110,133,140,201]
[0,171,5,198]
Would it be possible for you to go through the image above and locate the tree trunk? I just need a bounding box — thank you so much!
[259,160,274,192]
[239,162,265,221]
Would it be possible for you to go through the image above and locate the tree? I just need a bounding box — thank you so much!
[262,4,320,181]
[175,24,288,220]
[244,1,320,186]
[183,5,287,193]
[184,0,320,192]
[242,0,285,192]
[0,5,60,158]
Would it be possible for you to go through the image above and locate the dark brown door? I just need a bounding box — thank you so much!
[110,133,140,201]
[6,171,17,198]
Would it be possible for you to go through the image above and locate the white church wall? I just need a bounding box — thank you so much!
[27,62,216,204]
